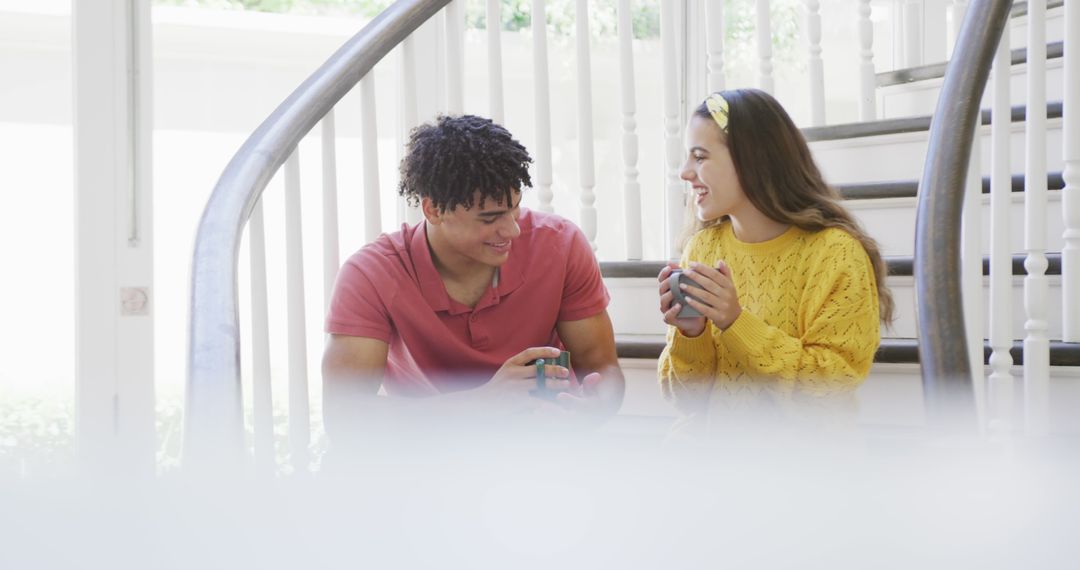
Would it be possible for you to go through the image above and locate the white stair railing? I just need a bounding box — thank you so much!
[805,0,825,126]
[947,1,970,60]
[902,0,923,67]
[398,36,422,226]
[283,150,311,472]
[321,110,340,308]
[532,0,555,214]
[1063,0,1079,342]
[756,0,774,93]
[706,1,725,94]
[962,122,984,421]
[248,200,274,473]
[575,0,597,251]
[185,0,451,469]
[858,0,877,121]
[661,0,683,259]
[617,0,642,260]
[486,0,505,124]
[360,74,382,242]
[913,0,1011,417]
[1023,0,1050,436]
[444,0,465,114]
[987,24,1014,430]
[954,0,983,418]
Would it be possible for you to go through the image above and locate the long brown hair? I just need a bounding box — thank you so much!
[682,88,894,325]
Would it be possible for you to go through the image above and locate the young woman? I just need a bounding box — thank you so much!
[657,89,894,427]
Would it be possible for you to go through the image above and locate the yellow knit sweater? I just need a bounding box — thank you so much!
[658,221,881,418]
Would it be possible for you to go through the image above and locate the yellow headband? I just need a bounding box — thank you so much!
[705,93,729,132]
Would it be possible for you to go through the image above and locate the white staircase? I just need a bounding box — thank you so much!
[179,0,1080,471]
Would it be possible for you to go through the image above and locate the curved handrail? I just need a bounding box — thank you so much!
[914,0,1013,421]
[183,0,451,467]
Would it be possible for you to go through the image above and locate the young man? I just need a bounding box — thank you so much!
[322,115,624,432]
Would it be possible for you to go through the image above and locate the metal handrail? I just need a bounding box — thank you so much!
[183,0,451,467]
[914,0,1013,421]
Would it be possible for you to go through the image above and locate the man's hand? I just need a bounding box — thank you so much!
[470,346,573,404]
[555,372,605,413]
[556,313,625,418]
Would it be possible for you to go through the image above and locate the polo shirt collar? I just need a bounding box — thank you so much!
[411,221,452,313]
[492,213,528,300]
[408,216,529,315]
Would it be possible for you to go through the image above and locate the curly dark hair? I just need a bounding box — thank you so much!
[398,115,533,212]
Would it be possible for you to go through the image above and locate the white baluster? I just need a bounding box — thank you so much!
[858,0,877,121]
[361,74,382,241]
[962,116,984,425]
[1024,0,1050,436]
[445,0,464,115]
[575,0,597,251]
[283,150,311,472]
[705,0,725,94]
[533,0,554,213]
[947,0,970,60]
[321,110,340,310]
[805,0,825,126]
[756,0,774,93]
[1062,0,1080,341]
[248,200,274,474]
[398,36,422,226]
[661,0,682,259]
[957,0,982,424]
[487,0,505,124]
[618,0,642,260]
[902,0,922,67]
[987,25,1014,432]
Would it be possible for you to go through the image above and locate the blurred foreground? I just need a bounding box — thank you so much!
[2,411,1079,569]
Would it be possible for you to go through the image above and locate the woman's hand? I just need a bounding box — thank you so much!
[658,263,708,338]
[680,261,742,331]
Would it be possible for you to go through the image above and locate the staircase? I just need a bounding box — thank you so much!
[183,0,1080,469]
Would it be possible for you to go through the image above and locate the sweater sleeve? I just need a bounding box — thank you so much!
[657,232,720,416]
[717,237,881,392]
[658,326,719,416]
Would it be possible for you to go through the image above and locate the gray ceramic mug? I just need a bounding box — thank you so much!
[667,270,704,318]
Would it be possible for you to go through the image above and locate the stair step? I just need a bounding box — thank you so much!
[605,258,1067,341]
[615,335,1080,367]
[876,41,1063,89]
[600,253,1062,280]
[1012,0,1065,18]
[837,172,1064,200]
[803,101,1062,143]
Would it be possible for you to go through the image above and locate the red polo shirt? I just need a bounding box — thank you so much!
[325,209,610,397]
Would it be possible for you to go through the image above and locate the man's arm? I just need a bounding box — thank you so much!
[556,310,625,416]
[321,334,389,439]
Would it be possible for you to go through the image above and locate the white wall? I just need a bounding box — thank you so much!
[0,2,73,402]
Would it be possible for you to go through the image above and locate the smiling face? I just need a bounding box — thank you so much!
[680,115,749,223]
[424,189,523,271]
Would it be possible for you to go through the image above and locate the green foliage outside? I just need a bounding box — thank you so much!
[152,0,802,52]
[1,391,327,478]
[154,0,394,17]
[0,392,74,478]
